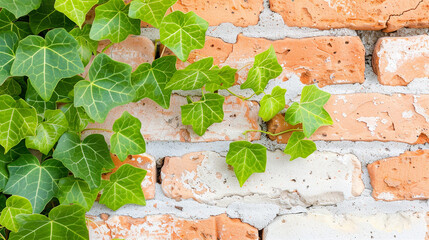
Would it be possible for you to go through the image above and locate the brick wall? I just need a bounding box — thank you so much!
[87,0,429,239]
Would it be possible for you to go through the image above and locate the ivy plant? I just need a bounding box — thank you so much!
[0,0,332,238]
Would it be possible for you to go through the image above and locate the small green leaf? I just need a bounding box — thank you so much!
[89,0,141,43]
[241,46,282,94]
[25,109,68,155]
[284,85,333,137]
[226,141,267,187]
[131,56,176,108]
[0,9,31,39]
[54,75,83,103]
[11,28,84,101]
[28,0,76,34]
[99,164,146,211]
[0,196,32,232]
[70,25,98,66]
[259,86,286,122]
[205,65,236,93]
[74,53,135,123]
[53,132,114,189]
[181,93,224,136]
[0,95,38,152]
[129,0,177,28]
[160,11,208,61]
[4,155,68,213]
[0,31,19,85]
[60,104,93,132]
[56,176,99,211]
[283,131,316,161]
[54,0,98,27]
[166,57,216,90]
[0,78,22,97]
[111,111,146,161]
[0,0,42,18]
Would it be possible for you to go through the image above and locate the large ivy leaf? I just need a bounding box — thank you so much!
[205,65,236,93]
[10,28,84,101]
[283,131,316,161]
[89,0,140,43]
[0,143,31,191]
[284,85,333,137]
[28,0,76,34]
[129,0,177,28]
[4,155,68,213]
[0,196,32,232]
[166,57,216,90]
[60,104,93,132]
[0,9,31,39]
[241,46,282,94]
[0,31,18,85]
[160,11,208,61]
[0,95,38,152]
[226,141,267,187]
[25,110,68,155]
[99,164,146,211]
[0,78,22,97]
[0,0,42,18]
[70,25,98,66]
[74,53,135,123]
[131,56,176,108]
[181,93,224,136]
[54,0,98,27]
[53,132,114,189]
[56,176,99,211]
[259,86,286,122]
[10,205,89,240]
[111,111,146,161]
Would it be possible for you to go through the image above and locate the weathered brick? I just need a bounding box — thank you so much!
[270,0,429,32]
[161,151,364,208]
[87,214,258,240]
[368,150,429,201]
[82,95,261,142]
[268,94,429,144]
[373,35,429,86]
[187,35,365,87]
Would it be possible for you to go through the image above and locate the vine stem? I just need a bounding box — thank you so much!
[243,128,302,137]
[226,89,256,100]
[160,44,167,58]
[237,62,253,72]
[81,128,114,133]
[101,42,114,53]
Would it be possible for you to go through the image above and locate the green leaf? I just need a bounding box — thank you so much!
[11,28,84,101]
[160,11,208,61]
[53,132,114,189]
[111,111,146,161]
[54,75,83,103]
[89,0,141,43]
[70,25,98,66]
[259,86,286,122]
[99,164,146,211]
[74,53,135,123]
[25,83,56,119]
[0,0,42,18]
[284,85,333,137]
[29,0,76,34]
[25,110,68,155]
[10,205,89,240]
[0,9,31,39]
[205,65,236,93]
[283,131,316,161]
[0,196,32,232]
[56,176,99,211]
[4,155,68,213]
[240,46,282,94]
[181,93,224,136]
[0,78,22,97]
[131,56,176,108]
[0,95,38,152]
[0,143,31,191]
[166,57,215,90]
[60,104,93,132]
[226,141,267,187]
[54,0,98,27]
[0,31,18,85]
[129,0,177,28]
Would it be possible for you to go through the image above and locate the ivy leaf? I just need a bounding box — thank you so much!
[10,205,88,240]
[99,164,146,211]
[166,57,216,90]
[25,110,68,155]
[241,46,282,94]
[89,0,141,43]
[0,196,32,232]
[4,155,68,213]
[53,132,114,189]
[160,11,208,61]
[0,31,18,85]
[0,9,31,39]
[56,176,99,211]
[129,0,177,28]
[0,95,38,153]
[205,65,236,93]
[0,0,42,18]
[0,143,31,191]
[74,53,135,123]
[70,25,98,66]
[284,85,333,137]
[54,0,98,27]
[60,104,93,132]
[28,0,76,35]
[259,86,286,122]
[25,83,56,119]
[54,75,83,103]
[0,78,22,97]
[181,93,224,136]
[226,141,267,187]
[131,56,176,108]
[11,28,84,101]
[283,131,316,161]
